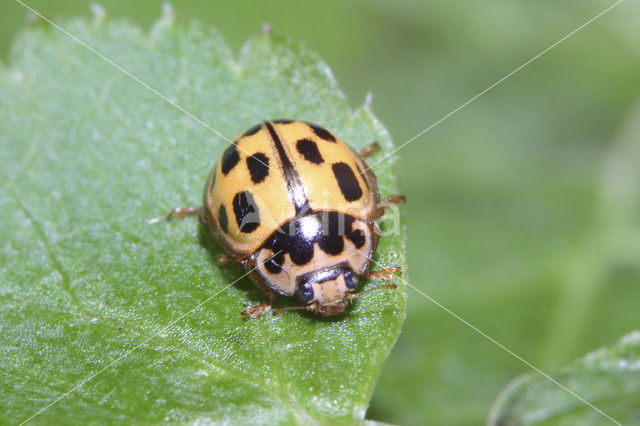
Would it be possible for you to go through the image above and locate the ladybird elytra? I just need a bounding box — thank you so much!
[181,119,405,317]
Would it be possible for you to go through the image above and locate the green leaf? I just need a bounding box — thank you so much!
[488,332,640,425]
[0,12,406,424]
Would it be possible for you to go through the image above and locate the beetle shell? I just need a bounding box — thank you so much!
[199,120,387,315]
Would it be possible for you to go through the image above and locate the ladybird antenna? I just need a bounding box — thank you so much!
[347,284,397,301]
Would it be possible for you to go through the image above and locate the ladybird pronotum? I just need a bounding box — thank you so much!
[168,120,405,317]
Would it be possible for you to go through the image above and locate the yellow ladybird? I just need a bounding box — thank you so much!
[168,120,405,317]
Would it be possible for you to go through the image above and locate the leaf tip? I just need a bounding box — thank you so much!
[261,22,273,35]
[149,2,178,42]
[26,9,41,25]
[364,92,373,109]
[161,2,178,24]
[89,3,107,26]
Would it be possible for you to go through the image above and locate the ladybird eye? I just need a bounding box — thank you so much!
[344,271,358,290]
[297,282,314,303]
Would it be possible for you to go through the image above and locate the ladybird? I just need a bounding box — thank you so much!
[166,120,405,317]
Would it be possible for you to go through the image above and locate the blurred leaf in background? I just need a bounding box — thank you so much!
[1,0,640,425]
[489,332,640,425]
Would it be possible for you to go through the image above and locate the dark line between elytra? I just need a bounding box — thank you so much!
[264,121,310,214]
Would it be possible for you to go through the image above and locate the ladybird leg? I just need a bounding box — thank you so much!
[369,195,406,221]
[217,253,232,265]
[378,195,406,208]
[241,301,274,319]
[148,206,200,224]
[165,206,201,220]
[241,271,278,318]
[241,290,276,318]
[365,266,402,281]
[359,141,380,158]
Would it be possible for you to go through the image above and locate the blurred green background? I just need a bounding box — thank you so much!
[2,0,639,424]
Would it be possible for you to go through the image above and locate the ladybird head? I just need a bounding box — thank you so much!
[295,264,358,316]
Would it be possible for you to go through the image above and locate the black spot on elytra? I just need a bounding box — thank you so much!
[261,211,363,265]
[233,191,260,233]
[306,122,336,142]
[243,123,263,137]
[296,139,324,164]
[264,121,310,214]
[272,119,294,124]
[347,228,365,249]
[246,153,270,183]
[218,204,228,233]
[286,221,315,265]
[265,252,284,274]
[332,162,363,202]
[208,168,217,193]
[318,234,344,255]
[221,142,240,175]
